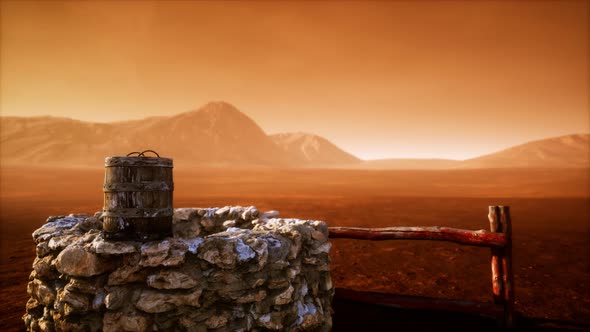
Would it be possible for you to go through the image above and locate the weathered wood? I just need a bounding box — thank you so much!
[105,162,173,183]
[102,154,173,241]
[328,226,507,248]
[488,206,505,307]
[331,206,516,326]
[101,207,174,218]
[500,206,515,328]
[105,156,173,168]
[335,288,504,318]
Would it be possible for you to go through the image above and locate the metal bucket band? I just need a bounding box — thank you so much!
[103,181,174,192]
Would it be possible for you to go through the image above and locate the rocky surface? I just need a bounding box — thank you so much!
[23,207,333,331]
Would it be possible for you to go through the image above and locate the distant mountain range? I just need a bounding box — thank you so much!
[0,102,357,167]
[271,132,360,166]
[359,134,590,170]
[1,101,588,169]
[460,134,590,168]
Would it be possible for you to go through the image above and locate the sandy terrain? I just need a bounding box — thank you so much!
[1,166,589,330]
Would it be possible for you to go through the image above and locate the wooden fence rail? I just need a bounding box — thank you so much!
[328,205,515,328]
[328,226,507,247]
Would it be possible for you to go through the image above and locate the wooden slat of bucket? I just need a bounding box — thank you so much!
[102,207,174,218]
[103,191,172,209]
[105,156,173,168]
[102,216,172,239]
[105,164,173,184]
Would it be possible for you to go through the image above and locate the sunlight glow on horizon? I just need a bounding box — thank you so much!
[2,103,588,161]
[1,1,588,161]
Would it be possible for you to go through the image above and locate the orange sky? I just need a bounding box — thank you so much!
[1,1,588,160]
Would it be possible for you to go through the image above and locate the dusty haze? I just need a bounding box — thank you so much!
[1,0,589,159]
[1,101,588,168]
[1,1,590,330]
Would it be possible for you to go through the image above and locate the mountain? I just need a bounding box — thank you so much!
[119,102,290,166]
[1,103,588,169]
[352,134,589,169]
[460,134,590,168]
[270,133,360,166]
[0,116,118,167]
[0,102,289,167]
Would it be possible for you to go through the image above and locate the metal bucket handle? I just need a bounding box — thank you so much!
[126,150,161,158]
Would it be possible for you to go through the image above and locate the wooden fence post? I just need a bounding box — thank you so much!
[488,206,505,326]
[329,206,515,326]
[500,206,515,328]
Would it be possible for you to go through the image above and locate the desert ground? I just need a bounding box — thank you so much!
[1,166,589,330]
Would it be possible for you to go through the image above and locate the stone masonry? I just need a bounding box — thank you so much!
[23,206,333,331]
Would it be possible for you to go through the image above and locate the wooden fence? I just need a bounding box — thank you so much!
[328,205,515,328]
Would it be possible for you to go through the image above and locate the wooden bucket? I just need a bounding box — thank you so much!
[102,150,173,241]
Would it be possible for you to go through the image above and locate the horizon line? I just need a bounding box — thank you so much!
[1,112,588,162]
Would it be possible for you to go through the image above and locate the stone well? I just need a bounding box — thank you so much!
[23,206,333,331]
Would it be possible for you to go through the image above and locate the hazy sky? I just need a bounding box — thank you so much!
[1,1,588,159]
